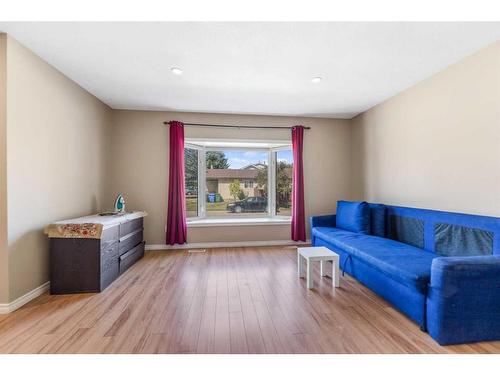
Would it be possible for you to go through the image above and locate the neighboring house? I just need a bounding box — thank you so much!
[241,162,267,171]
[206,168,264,200]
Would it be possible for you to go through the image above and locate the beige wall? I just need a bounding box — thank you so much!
[3,36,111,302]
[351,41,500,216]
[216,179,257,200]
[0,35,8,303]
[107,110,352,244]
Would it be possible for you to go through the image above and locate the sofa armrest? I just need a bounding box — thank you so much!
[309,214,336,229]
[427,256,500,345]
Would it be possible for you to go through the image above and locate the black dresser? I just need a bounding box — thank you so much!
[48,214,145,294]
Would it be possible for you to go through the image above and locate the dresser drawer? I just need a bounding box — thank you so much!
[119,229,143,256]
[119,242,145,275]
[119,218,143,238]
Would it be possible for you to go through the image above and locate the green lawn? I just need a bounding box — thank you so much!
[186,197,197,211]
[186,197,235,212]
[187,197,291,216]
[277,207,291,216]
[207,200,234,211]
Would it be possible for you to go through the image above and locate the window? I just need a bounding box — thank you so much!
[276,149,293,217]
[184,139,293,221]
[184,148,199,218]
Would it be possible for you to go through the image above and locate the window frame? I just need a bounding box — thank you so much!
[272,144,294,219]
[185,139,292,223]
[184,143,204,219]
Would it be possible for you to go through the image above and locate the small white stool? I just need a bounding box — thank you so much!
[298,246,340,289]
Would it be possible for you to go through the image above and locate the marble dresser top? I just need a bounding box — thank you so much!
[45,211,147,238]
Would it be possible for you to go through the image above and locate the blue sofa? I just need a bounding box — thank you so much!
[310,201,500,345]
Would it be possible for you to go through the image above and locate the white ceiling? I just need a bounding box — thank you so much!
[1,22,499,119]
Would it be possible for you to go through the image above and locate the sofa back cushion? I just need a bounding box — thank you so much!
[385,205,500,255]
[434,223,493,256]
[336,201,370,234]
[369,203,387,237]
[388,215,425,248]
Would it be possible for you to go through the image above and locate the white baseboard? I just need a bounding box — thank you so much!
[146,239,311,251]
[0,281,50,314]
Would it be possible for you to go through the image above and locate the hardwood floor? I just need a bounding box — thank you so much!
[1,246,499,354]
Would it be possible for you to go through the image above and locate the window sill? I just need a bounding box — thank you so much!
[187,217,292,227]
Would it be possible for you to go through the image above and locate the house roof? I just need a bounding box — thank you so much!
[206,169,260,179]
[206,167,292,180]
[242,163,267,170]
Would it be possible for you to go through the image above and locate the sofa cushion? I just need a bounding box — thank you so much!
[336,201,370,234]
[434,223,493,256]
[312,226,438,292]
[388,214,425,248]
[369,203,387,237]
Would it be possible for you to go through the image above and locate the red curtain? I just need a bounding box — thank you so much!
[291,125,306,241]
[166,121,187,245]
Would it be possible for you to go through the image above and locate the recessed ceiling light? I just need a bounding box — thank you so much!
[171,67,183,75]
[311,77,322,83]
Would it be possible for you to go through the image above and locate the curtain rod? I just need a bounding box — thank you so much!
[163,121,311,130]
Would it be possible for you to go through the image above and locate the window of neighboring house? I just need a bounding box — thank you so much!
[184,139,293,221]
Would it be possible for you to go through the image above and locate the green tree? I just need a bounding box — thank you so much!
[256,166,268,196]
[206,151,229,169]
[276,161,292,208]
[256,162,292,207]
[229,179,242,201]
[237,190,247,200]
[184,148,198,195]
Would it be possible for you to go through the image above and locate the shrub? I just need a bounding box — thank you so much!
[237,190,247,200]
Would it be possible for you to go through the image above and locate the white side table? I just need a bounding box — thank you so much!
[298,246,340,289]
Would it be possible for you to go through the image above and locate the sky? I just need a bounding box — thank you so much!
[222,149,293,169]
